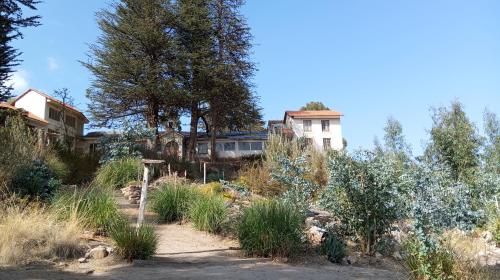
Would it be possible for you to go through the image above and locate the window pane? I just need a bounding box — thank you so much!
[49,108,60,121]
[198,143,208,154]
[66,115,76,128]
[224,142,235,151]
[323,138,331,150]
[321,120,330,132]
[251,142,263,150]
[303,120,312,132]
[238,142,251,151]
[216,143,224,152]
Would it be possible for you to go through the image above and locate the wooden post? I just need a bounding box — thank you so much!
[137,159,165,228]
[203,162,207,184]
[168,163,171,176]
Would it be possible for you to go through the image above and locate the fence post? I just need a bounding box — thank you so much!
[203,162,207,184]
[137,159,165,228]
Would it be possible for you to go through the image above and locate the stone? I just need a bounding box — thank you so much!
[78,257,87,263]
[305,217,320,228]
[375,252,383,259]
[89,246,109,259]
[307,226,326,245]
[481,231,493,243]
[346,255,357,265]
[392,251,402,260]
[85,269,95,275]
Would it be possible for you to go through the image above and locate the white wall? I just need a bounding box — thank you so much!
[198,139,265,158]
[286,116,343,150]
[14,90,46,120]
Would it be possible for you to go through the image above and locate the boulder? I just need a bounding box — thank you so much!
[307,226,327,245]
[375,252,383,259]
[305,217,320,228]
[392,251,402,260]
[89,245,109,259]
[78,257,87,263]
[346,255,357,265]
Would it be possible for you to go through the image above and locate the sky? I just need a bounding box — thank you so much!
[9,0,500,155]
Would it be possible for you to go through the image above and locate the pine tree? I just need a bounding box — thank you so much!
[83,0,180,145]
[0,0,40,101]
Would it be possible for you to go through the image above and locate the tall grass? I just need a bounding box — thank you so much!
[189,193,228,233]
[149,184,195,222]
[109,220,158,261]
[93,157,141,190]
[237,199,302,257]
[51,186,122,233]
[0,204,82,264]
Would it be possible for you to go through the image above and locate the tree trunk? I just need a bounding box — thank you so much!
[188,103,199,162]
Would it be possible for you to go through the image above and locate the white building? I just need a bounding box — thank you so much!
[283,110,344,151]
[11,89,89,149]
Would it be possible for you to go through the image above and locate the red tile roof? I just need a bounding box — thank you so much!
[0,102,49,125]
[284,110,343,121]
[13,88,89,123]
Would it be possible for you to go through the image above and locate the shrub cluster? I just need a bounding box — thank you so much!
[149,184,195,222]
[237,199,302,257]
[189,193,227,233]
[109,220,158,261]
[93,157,141,190]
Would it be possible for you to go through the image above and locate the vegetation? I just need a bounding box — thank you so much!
[93,157,141,190]
[189,193,228,233]
[300,101,330,111]
[149,184,195,222]
[0,0,40,101]
[51,186,122,233]
[11,160,61,199]
[237,199,302,257]
[109,220,158,261]
[320,234,347,264]
[0,204,82,264]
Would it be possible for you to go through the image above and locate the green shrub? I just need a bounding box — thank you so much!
[149,184,195,222]
[237,199,302,257]
[93,157,141,190]
[56,148,100,185]
[11,160,60,199]
[189,193,227,233]
[110,220,157,260]
[44,153,70,181]
[51,186,121,233]
[320,233,347,264]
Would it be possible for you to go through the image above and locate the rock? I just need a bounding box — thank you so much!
[85,269,95,275]
[346,255,357,265]
[481,231,493,243]
[307,226,327,245]
[392,251,402,260]
[89,246,109,259]
[375,252,383,259]
[305,217,320,228]
[78,257,87,263]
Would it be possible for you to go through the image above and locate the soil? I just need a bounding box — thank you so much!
[0,191,403,280]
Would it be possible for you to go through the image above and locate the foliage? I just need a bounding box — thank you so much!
[0,0,40,101]
[44,153,70,181]
[110,220,158,261]
[319,150,411,254]
[99,122,154,164]
[149,184,195,223]
[237,162,284,196]
[300,101,330,111]
[0,204,82,264]
[93,157,141,190]
[11,160,61,200]
[320,234,347,264]
[483,109,500,174]
[51,186,121,233]
[237,199,302,258]
[425,101,482,186]
[56,148,100,184]
[189,193,228,233]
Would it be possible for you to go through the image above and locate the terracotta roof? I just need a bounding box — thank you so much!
[13,88,89,123]
[0,102,48,125]
[284,110,343,121]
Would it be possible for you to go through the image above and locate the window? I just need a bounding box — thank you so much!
[224,142,236,151]
[216,143,224,152]
[251,142,263,150]
[238,142,251,151]
[323,138,331,150]
[321,120,330,132]
[197,143,208,154]
[66,115,76,128]
[49,107,60,121]
[304,138,313,146]
[89,143,99,153]
[303,120,312,132]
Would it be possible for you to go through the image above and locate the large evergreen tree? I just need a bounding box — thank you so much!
[300,101,330,111]
[425,101,482,185]
[83,0,180,145]
[0,0,40,101]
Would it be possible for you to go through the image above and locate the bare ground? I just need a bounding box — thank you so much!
[0,191,403,280]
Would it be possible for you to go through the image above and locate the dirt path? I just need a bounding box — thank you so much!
[0,191,403,279]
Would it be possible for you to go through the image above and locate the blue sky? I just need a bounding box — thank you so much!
[10,0,500,154]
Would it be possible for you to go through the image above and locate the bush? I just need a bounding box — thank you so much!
[237,199,302,258]
[11,160,61,199]
[189,193,227,233]
[44,153,70,181]
[0,204,82,264]
[109,221,157,260]
[94,157,141,190]
[320,234,347,264]
[149,184,195,222]
[51,186,121,233]
[56,148,100,184]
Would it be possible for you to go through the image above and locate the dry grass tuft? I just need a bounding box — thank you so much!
[0,204,83,265]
